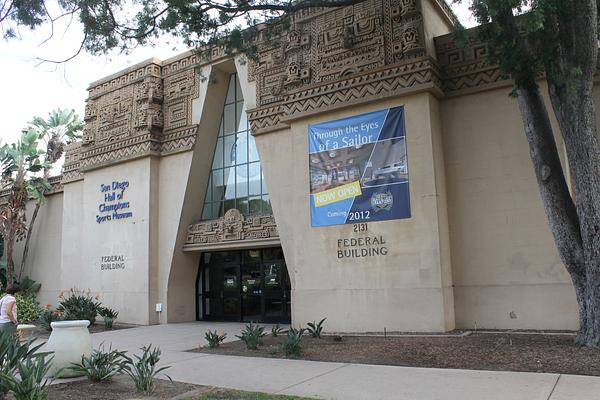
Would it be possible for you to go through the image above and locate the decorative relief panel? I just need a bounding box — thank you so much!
[185,209,279,248]
[434,30,507,95]
[61,0,472,187]
[64,58,201,174]
[247,0,434,134]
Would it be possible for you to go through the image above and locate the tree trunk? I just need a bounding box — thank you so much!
[543,0,600,346]
[4,229,15,287]
[19,202,41,281]
[514,86,589,340]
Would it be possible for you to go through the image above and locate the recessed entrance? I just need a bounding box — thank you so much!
[196,247,291,323]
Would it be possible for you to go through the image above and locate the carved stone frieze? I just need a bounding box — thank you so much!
[62,0,490,185]
[185,209,279,249]
[434,29,508,96]
[64,57,201,175]
[247,0,435,134]
[249,57,442,133]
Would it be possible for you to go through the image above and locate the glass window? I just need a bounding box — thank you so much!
[213,137,223,169]
[223,135,236,168]
[248,135,259,162]
[201,73,271,220]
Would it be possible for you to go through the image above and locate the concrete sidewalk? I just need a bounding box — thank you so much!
[88,322,600,400]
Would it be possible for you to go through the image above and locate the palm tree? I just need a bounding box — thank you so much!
[0,130,45,286]
[19,109,83,279]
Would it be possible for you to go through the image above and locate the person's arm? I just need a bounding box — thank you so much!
[5,301,17,324]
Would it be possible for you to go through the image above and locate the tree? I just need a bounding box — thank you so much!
[18,109,83,279]
[0,131,46,287]
[0,0,356,62]
[4,0,600,346]
[456,0,600,347]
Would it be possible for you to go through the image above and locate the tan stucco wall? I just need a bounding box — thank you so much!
[254,92,455,332]
[11,193,64,308]
[422,0,453,61]
[59,158,155,325]
[441,85,579,330]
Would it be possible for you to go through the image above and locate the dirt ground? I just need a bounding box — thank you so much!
[42,376,207,400]
[193,332,600,376]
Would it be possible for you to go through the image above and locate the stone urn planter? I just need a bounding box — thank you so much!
[45,320,92,378]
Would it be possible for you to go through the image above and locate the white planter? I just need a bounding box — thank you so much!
[45,320,92,378]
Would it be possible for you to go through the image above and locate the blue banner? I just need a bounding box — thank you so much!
[309,106,411,227]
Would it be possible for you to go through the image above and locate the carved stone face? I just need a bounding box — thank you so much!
[224,208,243,225]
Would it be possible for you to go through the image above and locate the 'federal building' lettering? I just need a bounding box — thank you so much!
[337,235,388,258]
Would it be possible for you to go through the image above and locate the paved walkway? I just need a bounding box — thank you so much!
[87,322,600,400]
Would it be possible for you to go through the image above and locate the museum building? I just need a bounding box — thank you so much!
[7,0,594,332]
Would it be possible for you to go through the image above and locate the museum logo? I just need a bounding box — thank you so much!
[370,191,393,212]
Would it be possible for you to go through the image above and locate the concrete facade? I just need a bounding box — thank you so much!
[3,0,587,332]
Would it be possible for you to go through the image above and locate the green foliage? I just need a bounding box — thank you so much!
[204,330,227,348]
[306,318,326,339]
[271,323,284,337]
[57,289,102,325]
[123,345,172,394]
[0,332,46,398]
[454,0,575,92]
[18,277,41,296]
[235,322,266,350]
[0,129,46,180]
[68,345,128,382]
[15,295,43,324]
[99,307,119,329]
[38,308,63,332]
[281,328,305,357]
[0,353,53,400]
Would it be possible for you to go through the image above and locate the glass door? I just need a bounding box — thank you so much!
[221,265,241,320]
[241,262,262,322]
[262,261,286,323]
[198,248,290,323]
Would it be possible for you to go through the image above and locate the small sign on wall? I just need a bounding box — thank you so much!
[96,180,133,223]
[100,255,126,270]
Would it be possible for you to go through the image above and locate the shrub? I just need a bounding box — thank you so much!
[123,345,171,394]
[98,307,119,329]
[69,345,128,382]
[38,306,64,332]
[18,277,41,296]
[57,289,101,325]
[306,318,327,339]
[271,324,284,337]
[0,354,53,400]
[204,330,227,348]
[0,333,47,399]
[235,322,266,350]
[281,328,305,357]
[15,295,44,324]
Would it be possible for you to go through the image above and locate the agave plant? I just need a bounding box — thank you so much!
[123,345,172,395]
[0,332,47,399]
[306,318,327,339]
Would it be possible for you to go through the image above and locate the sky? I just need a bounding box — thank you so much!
[0,2,476,146]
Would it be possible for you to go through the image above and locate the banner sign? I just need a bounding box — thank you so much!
[309,106,411,227]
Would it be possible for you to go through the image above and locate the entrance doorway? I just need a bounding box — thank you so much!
[196,247,291,323]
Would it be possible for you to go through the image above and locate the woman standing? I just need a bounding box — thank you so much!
[0,285,20,335]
